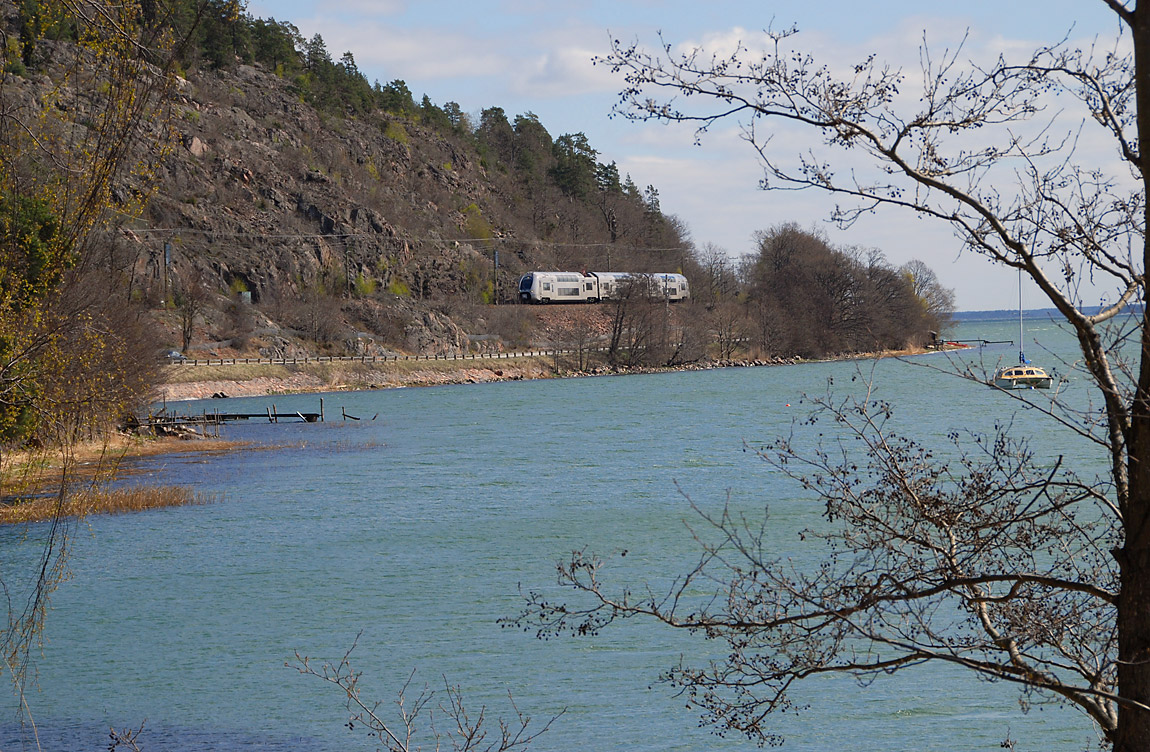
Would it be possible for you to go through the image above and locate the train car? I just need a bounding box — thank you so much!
[588,271,630,301]
[517,271,691,304]
[517,271,595,303]
[589,272,691,303]
[651,273,690,302]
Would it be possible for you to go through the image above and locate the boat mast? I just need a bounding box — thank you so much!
[1017,268,1026,365]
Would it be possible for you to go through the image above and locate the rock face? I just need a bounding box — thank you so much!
[6,35,692,360]
[98,64,547,357]
[405,308,469,356]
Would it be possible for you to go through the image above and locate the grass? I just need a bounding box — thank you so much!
[336,355,552,377]
[162,362,298,383]
[0,485,217,524]
[1,434,247,525]
[2,435,244,486]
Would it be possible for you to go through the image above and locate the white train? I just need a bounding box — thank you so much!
[517,271,690,304]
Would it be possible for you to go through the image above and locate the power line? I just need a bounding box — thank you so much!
[122,226,689,253]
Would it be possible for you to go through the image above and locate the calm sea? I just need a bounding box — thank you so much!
[0,316,1108,751]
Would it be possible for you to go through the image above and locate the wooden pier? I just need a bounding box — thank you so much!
[138,399,332,435]
[175,411,321,423]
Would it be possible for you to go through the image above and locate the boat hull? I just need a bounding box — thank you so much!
[992,366,1053,390]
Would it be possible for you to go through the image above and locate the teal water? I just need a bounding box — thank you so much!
[1,317,1108,751]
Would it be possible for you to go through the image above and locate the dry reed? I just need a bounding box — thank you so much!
[0,485,217,525]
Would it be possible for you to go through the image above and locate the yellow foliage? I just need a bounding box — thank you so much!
[384,121,409,144]
[354,273,377,296]
[0,0,186,703]
[463,203,493,240]
[0,486,214,525]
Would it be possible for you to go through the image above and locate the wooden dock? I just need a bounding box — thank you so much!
[141,399,330,432]
[176,411,321,423]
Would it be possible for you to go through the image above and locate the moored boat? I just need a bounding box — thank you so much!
[990,269,1054,390]
[992,364,1053,389]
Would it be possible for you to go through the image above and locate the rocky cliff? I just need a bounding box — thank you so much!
[112,61,691,358]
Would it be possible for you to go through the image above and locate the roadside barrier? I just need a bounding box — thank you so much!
[169,348,611,366]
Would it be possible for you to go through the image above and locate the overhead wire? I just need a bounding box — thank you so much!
[120,225,690,253]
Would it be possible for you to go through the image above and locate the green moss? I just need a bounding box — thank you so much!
[354,274,377,296]
[384,121,409,144]
[462,203,493,240]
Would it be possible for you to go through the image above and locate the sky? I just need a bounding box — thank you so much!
[247,0,1130,312]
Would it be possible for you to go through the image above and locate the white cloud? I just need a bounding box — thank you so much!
[251,0,407,19]
[513,43,617,99]
[301,19,510,81]
[329,0,407,15]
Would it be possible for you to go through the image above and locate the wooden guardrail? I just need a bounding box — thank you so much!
[169,348,608,367]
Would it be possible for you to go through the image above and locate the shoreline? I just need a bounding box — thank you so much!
[156,357,558,402]
[0,435,248,512]
[3,345,953,518]
[156,347,946,403]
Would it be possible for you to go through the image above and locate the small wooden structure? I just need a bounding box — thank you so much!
[134,398,331,436]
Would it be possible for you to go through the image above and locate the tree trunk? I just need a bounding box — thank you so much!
[1119,5,1150,749]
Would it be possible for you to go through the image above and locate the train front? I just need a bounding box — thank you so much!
[518,273,535,303]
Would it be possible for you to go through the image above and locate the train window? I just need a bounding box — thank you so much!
[543,282,551,290]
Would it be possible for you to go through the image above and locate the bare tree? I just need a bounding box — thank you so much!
[693,242,739,308]
[902,258,957,331]
[225,292,256,351]
[176,270,209,354]
[552,308,599,372]
[511,5,1150,750]
[291,637,561,752]
[663,302,708,366]
[0,0,191,733]
[707,300,743,360]
[606,274,656,366]
[748,296,786,357]
[691,243,745,359]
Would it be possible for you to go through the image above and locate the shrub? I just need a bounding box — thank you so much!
[384,121,408,144]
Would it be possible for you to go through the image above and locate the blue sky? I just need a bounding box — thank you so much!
[248,1,1127,311]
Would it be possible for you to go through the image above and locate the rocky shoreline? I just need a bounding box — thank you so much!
[154,352,893,403]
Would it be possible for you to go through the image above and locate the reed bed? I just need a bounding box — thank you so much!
[0,485,217,524]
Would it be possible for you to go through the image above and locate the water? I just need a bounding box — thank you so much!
[0,318,1109,751]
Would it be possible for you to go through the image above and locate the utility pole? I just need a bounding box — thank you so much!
[345,236,353,298]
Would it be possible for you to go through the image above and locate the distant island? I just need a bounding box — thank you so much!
[955,304,1144,322]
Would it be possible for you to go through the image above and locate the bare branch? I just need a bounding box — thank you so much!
[291,635,562,752]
